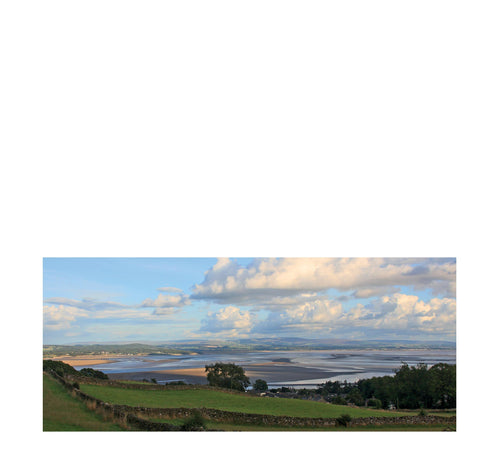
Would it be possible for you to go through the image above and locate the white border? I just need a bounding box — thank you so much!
[2,1,498,472]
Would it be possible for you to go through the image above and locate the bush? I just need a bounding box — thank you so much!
[73,381,80,390]
[336,414,352,427]
[79,367,109,379]
[43,360,79,377]
[181,410,206,431]
[330,395,347,405]
[367,398,382,409]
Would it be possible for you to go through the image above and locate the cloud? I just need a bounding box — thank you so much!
[43,294,186,335]
[43,305,87,331]
[255,299,343,333]
[151,307,185,317]
[141,292,190,309]
[43,297,129,311]
[351,286,402,299]
[45,293,191,314]
[157,287,184,293]
[250,293,456,338]
[200,306,257,335]
[141,290,190,319]
[360,293,457,334]
[250,292,326,311]
[191,258,456,305]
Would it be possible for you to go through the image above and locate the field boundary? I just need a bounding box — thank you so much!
[67,374,254,395]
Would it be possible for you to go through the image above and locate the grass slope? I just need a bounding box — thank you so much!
[80,383,413,419]
[43,375,125,431]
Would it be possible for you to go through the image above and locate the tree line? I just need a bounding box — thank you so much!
[205,361,456,410]
[305,362,456,409]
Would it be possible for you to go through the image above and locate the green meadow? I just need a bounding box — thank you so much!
[80,383,414,419]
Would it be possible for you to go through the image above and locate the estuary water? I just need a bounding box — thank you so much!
[78,349,456,388]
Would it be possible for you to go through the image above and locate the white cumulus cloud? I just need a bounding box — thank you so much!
[191,257,456,305]
[43,305,88,331]
[251,293,455,338]
[200,306,257,335]
[141,292,190,308]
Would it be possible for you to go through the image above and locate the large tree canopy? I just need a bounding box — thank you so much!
[205,362,250,391]
[253,379,268,391]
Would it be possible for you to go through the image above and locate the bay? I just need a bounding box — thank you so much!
[78,349,456,388]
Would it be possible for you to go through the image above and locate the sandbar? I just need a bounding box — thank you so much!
[46,355,122,367]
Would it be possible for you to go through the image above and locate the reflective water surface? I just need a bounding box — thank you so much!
[80,349,456,387]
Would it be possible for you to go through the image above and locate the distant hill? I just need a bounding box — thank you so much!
[43,338,455,357]
[43,343,192,357]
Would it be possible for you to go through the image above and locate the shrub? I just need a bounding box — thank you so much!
[367,398,382,409]
[336,414,352,427]
[181,410,206,431]
[79,367,109,379]
[73,381,80,390]
[43,360,79,377]
[330,395,347,405]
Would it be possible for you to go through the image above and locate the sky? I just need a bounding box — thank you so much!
[43,257,456,344]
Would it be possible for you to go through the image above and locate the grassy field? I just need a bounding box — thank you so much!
[79,383,416,419]
[43,375,125,431]
[44,375,455,431]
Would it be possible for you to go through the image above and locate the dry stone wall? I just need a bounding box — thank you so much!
[67,374,253,395]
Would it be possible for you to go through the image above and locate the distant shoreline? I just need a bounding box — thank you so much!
[44,355,123,367]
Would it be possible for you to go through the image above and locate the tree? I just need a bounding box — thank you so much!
[429,363,456,408]
[346,387,364,406]
[317,380,341,396]
[205,362,250,391]
[253,379,268,391]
